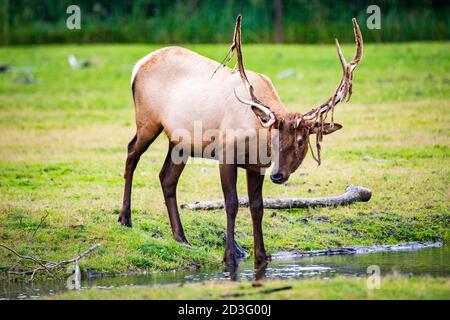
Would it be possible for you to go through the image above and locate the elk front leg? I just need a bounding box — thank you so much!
[219,164,239,269]
[246,169,270,266]
[159,143,190,245]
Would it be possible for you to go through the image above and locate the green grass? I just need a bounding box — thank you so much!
[0,42,449,276]
[48,276,450,300]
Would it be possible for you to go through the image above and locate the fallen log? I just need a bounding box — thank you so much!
[271,241,442,259]
[181,185,372,210]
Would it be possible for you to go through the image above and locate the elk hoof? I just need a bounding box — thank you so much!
[255,252,271,265]
[182,241,192,248]
[118,214,132,228]
[174,235,192,248]
[224,259,238,275]
[224,251,238,269]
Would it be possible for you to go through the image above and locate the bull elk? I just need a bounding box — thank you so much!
[119,15,363,269]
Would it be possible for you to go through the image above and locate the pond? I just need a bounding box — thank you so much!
[1,244,448,300]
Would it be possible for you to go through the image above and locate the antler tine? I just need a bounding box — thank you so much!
[335,38,347,72]
[234,89,276,128]
[213,15,256,97]
[345,18,363,101]
[232,15,276,127]
[233,15,260,102]
[350,18,363,66]
[303,18,363,122]
[214,15,276,127]
[210,15,240,79]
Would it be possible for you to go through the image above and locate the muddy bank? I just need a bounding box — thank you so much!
[271,242,443,259]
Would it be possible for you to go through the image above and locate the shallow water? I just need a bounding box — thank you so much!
[1,245,448,300]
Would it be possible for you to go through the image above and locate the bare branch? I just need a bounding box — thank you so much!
[1,243,101,281]
[0,244,53,277]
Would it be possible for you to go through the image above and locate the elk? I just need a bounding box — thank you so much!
[119,16,363,269]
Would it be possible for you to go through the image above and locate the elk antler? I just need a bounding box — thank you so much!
[214,15,276,128]
[300,18,363,165]
[302,18,363,124]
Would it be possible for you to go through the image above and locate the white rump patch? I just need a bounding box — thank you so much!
[131,52,154,86]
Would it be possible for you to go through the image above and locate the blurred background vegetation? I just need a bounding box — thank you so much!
[1,0,449,45]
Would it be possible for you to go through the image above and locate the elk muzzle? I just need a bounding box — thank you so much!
[270,172,289,184]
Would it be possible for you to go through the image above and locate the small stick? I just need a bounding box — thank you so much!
[221,285,293,298]
[30,211,50,243]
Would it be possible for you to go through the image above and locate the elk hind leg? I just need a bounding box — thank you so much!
[119,126,162,227]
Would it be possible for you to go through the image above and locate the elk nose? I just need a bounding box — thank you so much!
[270,173,285,184]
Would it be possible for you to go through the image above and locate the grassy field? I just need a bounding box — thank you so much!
[49,276,450,300]
[0,42,449,276]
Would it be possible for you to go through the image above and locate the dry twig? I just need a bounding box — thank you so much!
[0,243,101,281]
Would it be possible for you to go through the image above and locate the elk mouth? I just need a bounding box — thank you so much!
[270,172,289,184]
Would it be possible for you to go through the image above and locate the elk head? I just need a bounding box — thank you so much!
[224,16,363,184]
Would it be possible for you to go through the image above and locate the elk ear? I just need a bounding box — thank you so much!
[310,123,343,135]
[251,106,272,123]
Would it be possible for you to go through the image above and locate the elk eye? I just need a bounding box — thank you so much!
[298,139,304,146]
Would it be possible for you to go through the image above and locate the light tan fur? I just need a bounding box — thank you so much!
[132,46,288,160]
